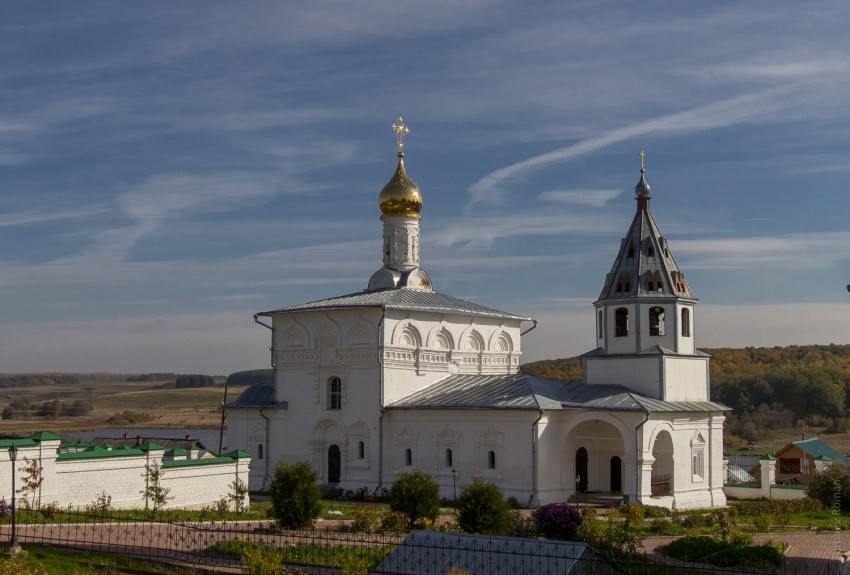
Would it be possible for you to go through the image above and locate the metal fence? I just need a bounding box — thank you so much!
[0,509,842,575]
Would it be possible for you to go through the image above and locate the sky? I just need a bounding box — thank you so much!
[1,2,849,375]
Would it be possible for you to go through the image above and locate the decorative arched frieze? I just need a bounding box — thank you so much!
[346,324,372,347]
[463,330,485,351]
[391,321,422,348]
[488,330,513,353]
[316,314,342,343]
[426,324,455,350]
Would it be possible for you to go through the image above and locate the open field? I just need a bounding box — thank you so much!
[725,425,850,457]
[0,374,248,436]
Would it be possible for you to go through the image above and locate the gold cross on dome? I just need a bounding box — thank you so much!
[392,115,410,152]
[640,150,646,173]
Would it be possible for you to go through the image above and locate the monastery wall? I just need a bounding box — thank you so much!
[0,437,250,511]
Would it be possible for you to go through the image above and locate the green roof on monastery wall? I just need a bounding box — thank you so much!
[163,455,245,468]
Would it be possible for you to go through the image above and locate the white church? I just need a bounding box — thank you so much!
[225,119,727,510]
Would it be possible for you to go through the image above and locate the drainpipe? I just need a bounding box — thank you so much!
[520,319,538,336]
[253,314,275,369]
[376,309,386,494]
[634,408,650,505]
[259,408,271,486]
[527,409,544,507]
[254,313,275,486]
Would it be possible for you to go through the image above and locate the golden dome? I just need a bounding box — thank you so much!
[379,152,422,219]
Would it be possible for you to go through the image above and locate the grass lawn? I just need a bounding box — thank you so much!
[0,546,195,574]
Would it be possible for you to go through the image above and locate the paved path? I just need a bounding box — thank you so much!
[643,531,850,574]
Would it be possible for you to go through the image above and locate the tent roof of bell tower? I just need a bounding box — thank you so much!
[596,155,695,304]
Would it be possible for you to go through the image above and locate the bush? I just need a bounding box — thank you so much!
[807,463,850,511]
[507,510,538,537]
[648,518,681,535]
[455,479,511,535]
[532,503,582,540]
[660,535,787,569]
[389,470,440,526]
[349,506,381,533]
[269,461,322,529]
[380,509,410,533]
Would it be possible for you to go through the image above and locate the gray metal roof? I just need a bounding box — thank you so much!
[388,373,728,413]
[581,345,710,359]
[374,530,611,575]
[223,383,287,409]
[257,288,530,321]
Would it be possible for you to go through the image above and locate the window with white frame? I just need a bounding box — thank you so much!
[328,376,342,410]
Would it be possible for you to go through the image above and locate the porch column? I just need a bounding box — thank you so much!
[637,454,654,502]
[622,454,638,503]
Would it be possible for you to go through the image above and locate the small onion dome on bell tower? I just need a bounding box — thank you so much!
[379,116,422,219]
[635,150,651,211]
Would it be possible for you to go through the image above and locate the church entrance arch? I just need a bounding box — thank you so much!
[610,456,622,492]
[311,417,347,485]
[328,445,341,484]
[576,448,588,491]
[564,418,626,495]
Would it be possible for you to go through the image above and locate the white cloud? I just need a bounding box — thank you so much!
[537,189,621,208]
[675,231,850,270]
[465,89,790,213]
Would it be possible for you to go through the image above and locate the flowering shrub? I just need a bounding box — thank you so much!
[379,509,409,533]
[531,503,582,540]
[350,505,381,533]
[0,499,10,517]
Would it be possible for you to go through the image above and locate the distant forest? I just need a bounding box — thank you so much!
[521,344,850,443]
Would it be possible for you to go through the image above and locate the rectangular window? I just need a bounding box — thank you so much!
[328,377,342,410]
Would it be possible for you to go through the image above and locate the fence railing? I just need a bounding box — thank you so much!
[0,509,841,575]
[650,474,670,496]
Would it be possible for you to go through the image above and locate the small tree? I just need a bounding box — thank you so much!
[455,479,511,535]
[17,457,44,509]
[389,470,440,526]
[228,477,250,514]
[807,462,850,511]
[141,460,172,512]
[269,461,322,529]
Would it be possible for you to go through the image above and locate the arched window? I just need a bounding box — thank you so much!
[615,308,629,337]
[597,310,604,340]
[624,282,631,292]
[488,450,496,470]
[328,376,342,410]
[358,441,365,460]
[647,246,655,257]
[616,282,623,293]
[649,307,665,336]
[647,281,654,292]
[445,448,453,468]
[681,308,691,337]
[404,448,412,467]
[627,246,634,258]
[257,444,264,460]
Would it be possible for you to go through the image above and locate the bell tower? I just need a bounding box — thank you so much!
[582,153,708,401]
